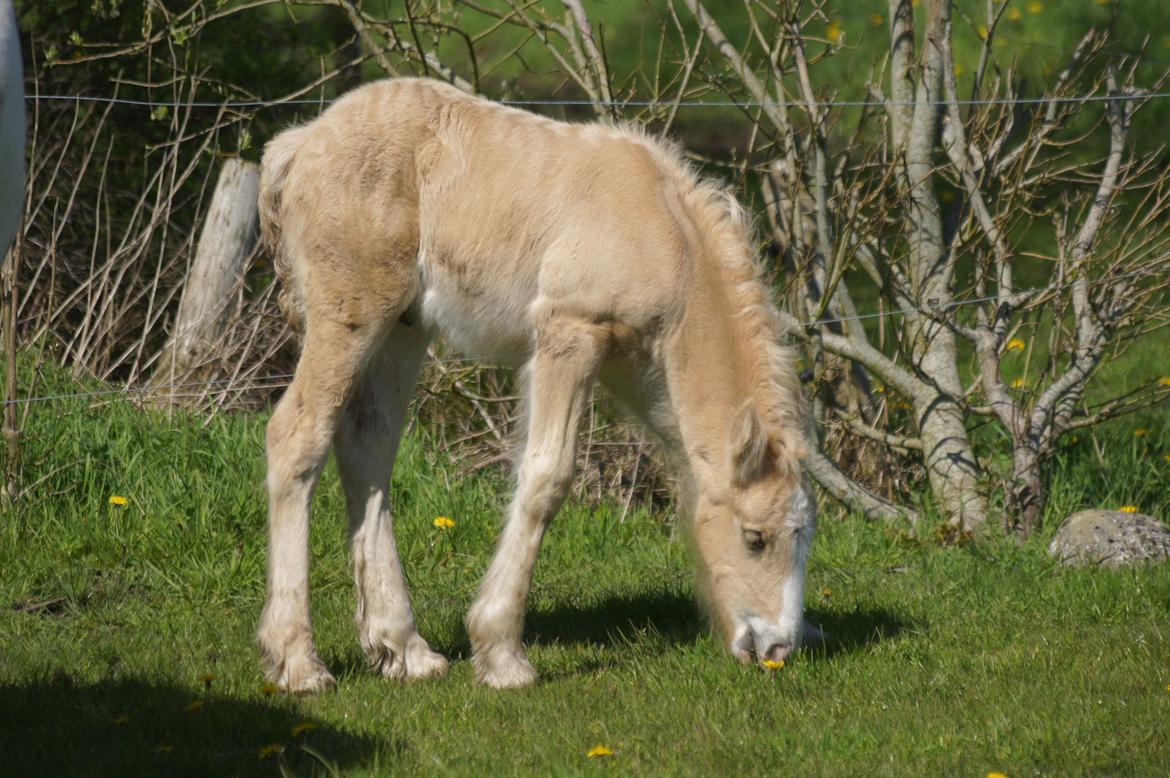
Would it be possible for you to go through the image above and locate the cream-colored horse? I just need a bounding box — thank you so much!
[257,78,816,691]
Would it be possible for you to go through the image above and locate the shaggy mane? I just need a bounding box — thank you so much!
[620,128,807,461]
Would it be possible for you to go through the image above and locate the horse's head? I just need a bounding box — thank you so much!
[693,402,816,666]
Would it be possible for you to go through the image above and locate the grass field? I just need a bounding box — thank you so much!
[0,363,1168,776]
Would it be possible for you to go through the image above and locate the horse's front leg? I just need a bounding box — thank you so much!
[466,314,606,688]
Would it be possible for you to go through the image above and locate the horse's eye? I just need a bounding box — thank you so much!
[743,529,766,551]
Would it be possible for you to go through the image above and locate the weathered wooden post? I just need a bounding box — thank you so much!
[154,157,260,400]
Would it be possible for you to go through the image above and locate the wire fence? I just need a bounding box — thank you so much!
[24,90,1170,111]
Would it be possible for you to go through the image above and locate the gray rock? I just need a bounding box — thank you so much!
[1048,509,1170,568]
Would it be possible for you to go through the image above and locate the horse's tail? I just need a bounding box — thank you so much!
[258,126,308,334]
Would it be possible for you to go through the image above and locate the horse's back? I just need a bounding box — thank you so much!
[416,87,693,359]
[262,79,466,329]
[265,78,695,355]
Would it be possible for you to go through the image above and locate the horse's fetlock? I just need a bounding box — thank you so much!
[473,644,537,689]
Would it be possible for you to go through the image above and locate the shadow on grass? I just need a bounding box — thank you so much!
[332,592,704,675]
[0,673,384,777]
[331,597,911,684]
[525,590,703,648]
[523,594,910,662]
[804,606,913,662]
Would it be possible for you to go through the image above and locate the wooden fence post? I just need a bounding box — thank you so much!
[154,157,260,399]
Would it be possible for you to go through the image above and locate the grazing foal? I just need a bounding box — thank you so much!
[257,78,816,691]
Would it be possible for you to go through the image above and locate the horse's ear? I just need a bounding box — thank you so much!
[730,403,769,485]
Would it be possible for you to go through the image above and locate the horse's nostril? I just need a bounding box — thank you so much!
[763,643,791,664]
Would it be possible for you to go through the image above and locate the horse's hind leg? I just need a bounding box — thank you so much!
[259,232,418,692]
[334,321,447,681]
[259,318,376,692]
[467,313,607,688]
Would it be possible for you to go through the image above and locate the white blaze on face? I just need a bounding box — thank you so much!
[777,482,815,647]
[728,480,817,663]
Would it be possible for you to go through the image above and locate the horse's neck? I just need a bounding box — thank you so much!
[656,276,751,503]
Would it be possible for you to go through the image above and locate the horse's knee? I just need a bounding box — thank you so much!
[519,450,574,520]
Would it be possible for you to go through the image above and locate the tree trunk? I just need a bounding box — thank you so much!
[898,0,987,530]
[1006,443,1044,536]
[916,391,987,530]
[154,158,259,396]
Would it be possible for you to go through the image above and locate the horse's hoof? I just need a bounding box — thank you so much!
[474,649,538,689]
[275,655,336,694]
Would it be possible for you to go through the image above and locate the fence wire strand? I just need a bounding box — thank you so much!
[24,90,1170,111]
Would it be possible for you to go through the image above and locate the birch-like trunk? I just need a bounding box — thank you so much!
[893,0,987,529]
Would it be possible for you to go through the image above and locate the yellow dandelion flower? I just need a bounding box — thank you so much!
[1163,454,1170,464]
[988,773,1009,778]
[112,714,129,725]
[258,743,283,760]
[762,659,786,670]
[1134,428,1149,438]
[587,745,614,758]
[1028,1,1043,12]
[260,682,279,696]
[1006,338,1026,352]
[1006,7,1022,20]
[912,0,920,6]
[185,699,204,713]
[200,672,216,688]
[869,13,884,27]
[1070,435,1079,444]
[977,25,989,40]
[291,722,318,737]
[826,20,842,43]
[821,587,832,599]
[108,495,128,507]
[1118,505,1138,513]
[1011,378,1025,389]
[433,516,455,529]
[1158,376,1170,387]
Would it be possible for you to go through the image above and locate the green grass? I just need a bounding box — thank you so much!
[1,367,1168,776]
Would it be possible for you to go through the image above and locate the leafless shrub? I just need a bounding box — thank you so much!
[12,0,1169,526]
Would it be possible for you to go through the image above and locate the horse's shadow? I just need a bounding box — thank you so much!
[526,590,704,648]
[525,595,913,662]
[335,593,912,680]
[802,606,913,662]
